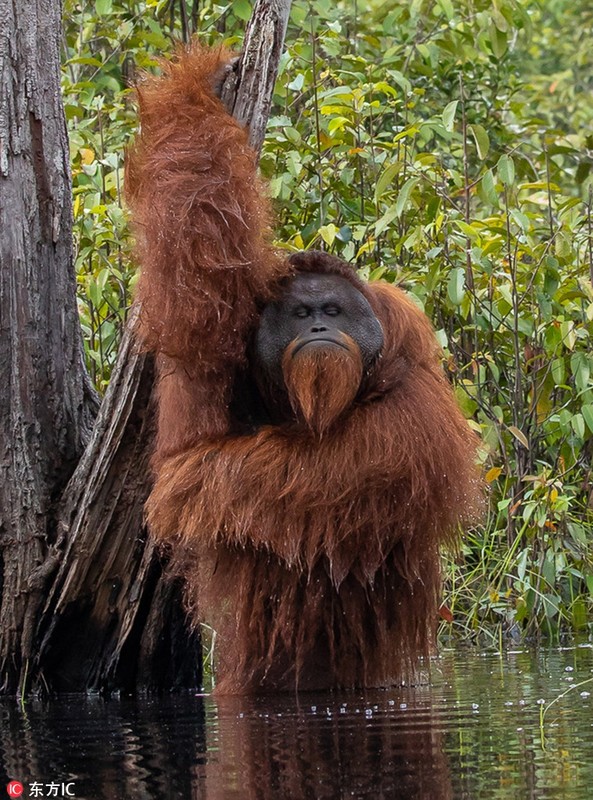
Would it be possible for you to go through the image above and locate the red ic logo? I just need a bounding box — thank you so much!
[6,783,24,798]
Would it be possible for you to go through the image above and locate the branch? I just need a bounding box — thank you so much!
[221,0,292,154]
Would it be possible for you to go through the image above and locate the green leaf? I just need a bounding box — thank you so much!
[286,73,304,92]
[373,81,398,98]
[491,5,509,32]
[327,116,350,135]
[582,405,593,434]
[319,87,354,102]
[436,0,454,20]
[318,224,338,246]
[456,220,480,240]
[489,23,508,58]
[555,232,572,260]
[375,205,398,236]
[441,100,458,133]
[232,0,252,21]
[369,266,388,281]
[290,3,307,24]
[283,126,301,143]
[568,522,589,546]
[561,321,576,350]
[469,124,490,159]
[479,168,498,205]
[542,593,560,620]
[455,385,478,417]
[497,155,515,186]
[394,177,419,217]
[510,209,530,232]
[551,358,565,386]
[447,267,465,306]
[374,162,401,201]
[571,353,591,393]
[517,549,529,582]
[95,0,112,15]
[571,414,585,439]
[386,70,412,94]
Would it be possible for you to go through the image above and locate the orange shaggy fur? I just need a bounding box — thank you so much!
[126,45,286,456]
[282,335,363,435]
[126,44,482,694]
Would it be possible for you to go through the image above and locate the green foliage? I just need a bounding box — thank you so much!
[63,0,246,387]
[62,0,592,636]
[63,1,165,387]
[266,0,593,640]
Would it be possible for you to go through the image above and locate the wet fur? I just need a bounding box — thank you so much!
[282,335,363,435]
[127,44,482,694]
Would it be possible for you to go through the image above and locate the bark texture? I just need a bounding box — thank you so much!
[221,0,292,154]
[0,0,97,692]
[0,0,292,694]
[36,316,201,692]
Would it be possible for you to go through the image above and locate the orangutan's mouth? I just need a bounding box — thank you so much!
[291,335,349,357]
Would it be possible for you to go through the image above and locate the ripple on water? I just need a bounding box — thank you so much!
[0,646,592,799]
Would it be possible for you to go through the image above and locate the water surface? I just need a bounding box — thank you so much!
[1,646,592,799]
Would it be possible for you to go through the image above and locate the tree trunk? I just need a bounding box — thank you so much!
[0,0,98,693]
[221,0,292,154]
[0,0,292,695]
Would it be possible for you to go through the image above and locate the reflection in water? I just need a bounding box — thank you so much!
[0,646,592,799]
[203,691,451,800]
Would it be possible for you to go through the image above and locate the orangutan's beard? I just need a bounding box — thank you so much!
[282,335,363,436]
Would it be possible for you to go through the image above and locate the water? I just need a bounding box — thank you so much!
[1,646,592,799]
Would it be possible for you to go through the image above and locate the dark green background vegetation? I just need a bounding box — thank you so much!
[62,0,593,642]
